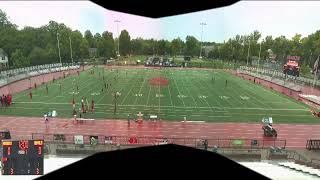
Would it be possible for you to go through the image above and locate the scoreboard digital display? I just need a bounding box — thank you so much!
[1,139,44,175]
[0,130,11,140]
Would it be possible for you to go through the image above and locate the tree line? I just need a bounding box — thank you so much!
[210,30,320,69]
[1,9,320,69]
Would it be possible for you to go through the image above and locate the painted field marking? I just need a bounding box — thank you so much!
[240,96,250,100]
[12,101,310,111]
[178,95,187,98]
[180,121,205,123]
[219,96,230,100]
[198,95,208,99]
[69,91,80,95]
[167,86,174,106]
[173,78,186,106]
[133,73,146,105]
[90,92,101,96]
[156,94,164,98]
[179,73,199,108]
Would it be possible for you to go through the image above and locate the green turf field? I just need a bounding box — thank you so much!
[1,67,318,123]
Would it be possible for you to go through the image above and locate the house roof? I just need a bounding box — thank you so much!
[0,48,8,56]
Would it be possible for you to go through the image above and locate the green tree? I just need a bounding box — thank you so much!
[0,9,16,28]
[171,38,183,57]
[28,47,48,65]
[11,49,29,67]
[93,33,101,49]
[300,62,311,76]
[97,31,115,58]
[79,38,89,58]
[119,30,131,56]
[84,30,94,48]
[131,38,144,55]
[71,30,84,60]
[185,36,200,57]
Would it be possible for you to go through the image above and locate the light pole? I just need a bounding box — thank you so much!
[258,42,262,72]
[69,36,73,65]
[152,40,155,57]
[232,46,235,69]
[57,32,62,66]
[199,22,207,59]
[114,20,121,57]
[246,37,251,66]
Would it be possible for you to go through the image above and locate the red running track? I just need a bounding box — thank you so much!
[0,116,319,149]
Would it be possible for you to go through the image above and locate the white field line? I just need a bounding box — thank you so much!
[12,101,310,111]
[173,77,186,106]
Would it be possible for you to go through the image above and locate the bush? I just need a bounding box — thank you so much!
[300,63,311,76]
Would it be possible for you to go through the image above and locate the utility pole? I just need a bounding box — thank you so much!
[246,38,251,66]
[258,42,262,72]
[153,40,155,57]
[199,22,207,59]
[69,36,73,65]
[114,20,121,57]
[57,32,62,66]
[231,45,235,69]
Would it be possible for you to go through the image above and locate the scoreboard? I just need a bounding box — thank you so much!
[0,131,11,140]
[1,139,44,175]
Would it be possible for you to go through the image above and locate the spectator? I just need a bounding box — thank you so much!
[29,91,33,101]
[91,99,95,112]
[203,139,208,150]
[79,108,82,119]
[0,95,3,107]
[44,114,49,129]
[4,95,7,106]
[7,94,12,106]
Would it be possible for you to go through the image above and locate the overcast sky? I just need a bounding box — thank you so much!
[1,1,320,43]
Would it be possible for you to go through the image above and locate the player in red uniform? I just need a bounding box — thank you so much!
[310,107,320,118]
[311,108,320,118]
[29,91,33,101]
[7,94,12,106]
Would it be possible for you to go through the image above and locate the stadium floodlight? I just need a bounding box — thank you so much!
[69,36,73,65]
[114,20,121,57]
[258,42,262,71]
[246,37,251,66]
[56,32,62,66]
[199,22,207,59]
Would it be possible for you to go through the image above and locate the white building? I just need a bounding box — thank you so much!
[203,45,215,57]
[0,48,9,68]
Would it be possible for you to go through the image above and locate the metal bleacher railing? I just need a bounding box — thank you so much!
[306,139,320,150]
[0,63,81,87]
[31,133,286,149]
[238,66,320,87]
